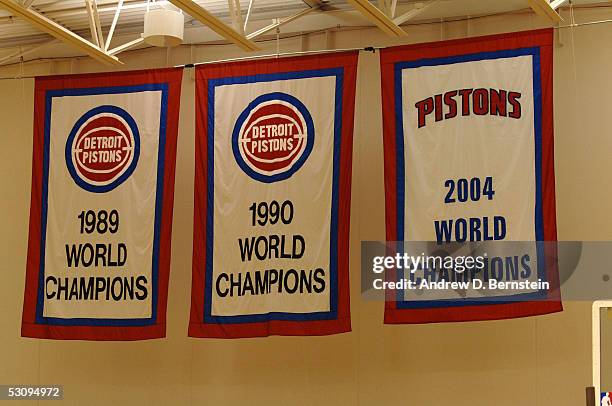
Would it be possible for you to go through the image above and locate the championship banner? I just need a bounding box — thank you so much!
[189,53,357,338]
[381,29,561,323]
[22,68,183,340]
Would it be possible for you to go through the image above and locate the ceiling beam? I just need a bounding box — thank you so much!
[227,0,244,35]
[167,0,260,51]
[0,0,121,65]
[527,0,563,23]
[345,0,407,37]
[105,0,123,51]
[85,0,104,48]
[550,0,568,9]
[243,0,254,32]
[378,0,390,17]
[394,0,440,26]
[108,36,143,56]
[390,0,397,18]
[246,7,317,40]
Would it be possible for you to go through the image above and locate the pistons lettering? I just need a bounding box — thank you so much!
[415,88,522,128]
[65,105,140,193]
[249,123,296,153]
[232,92,314,183]
[79,135,124,164]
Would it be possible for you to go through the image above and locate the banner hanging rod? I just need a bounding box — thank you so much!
[176,46,379,68]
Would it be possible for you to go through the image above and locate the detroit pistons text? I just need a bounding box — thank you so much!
[215,200,327,298]
[45,209,149,301]
[245,123,297,154]
[77,135,126,164]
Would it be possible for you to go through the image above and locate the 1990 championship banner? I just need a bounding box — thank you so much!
[22,68,183,340]
[189,53,356,338]
[381,29,561,323]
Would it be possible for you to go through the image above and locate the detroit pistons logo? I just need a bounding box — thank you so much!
[65,105,140,193]
[232,92,314,183]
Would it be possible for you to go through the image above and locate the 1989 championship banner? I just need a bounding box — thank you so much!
[189,53,356,338]
[381,29,561,323]
[22,68,183,340]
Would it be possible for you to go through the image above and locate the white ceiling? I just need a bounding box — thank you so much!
[0,0,609,53]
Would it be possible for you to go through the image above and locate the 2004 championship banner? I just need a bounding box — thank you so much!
[189,53,357,338]
[22,68,183,340]
[381,29,561,323]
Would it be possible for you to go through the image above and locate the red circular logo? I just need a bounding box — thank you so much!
[66,106,140,192]
[233,93,314,183]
